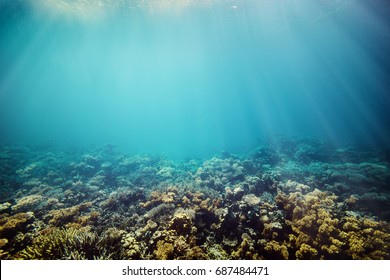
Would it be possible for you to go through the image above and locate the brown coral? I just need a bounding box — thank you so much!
[276,189,343,259]
[11,195,43,212]
[340,216,390,259]
[122,233,142,259]
[0,212,35,239]
[154,240,174,260]
[76,211,100,226]
[140,190,177,208]
[276,187,390,260]
[231,233,258,259]
[47,202,92,226]
[263,240,289,260]
[169,212,194,236]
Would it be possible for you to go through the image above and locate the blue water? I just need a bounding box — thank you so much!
[1,0,390,159]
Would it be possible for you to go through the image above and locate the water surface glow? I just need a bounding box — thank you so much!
[0,0,389,158]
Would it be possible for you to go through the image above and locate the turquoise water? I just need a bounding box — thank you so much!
[1,1,390,261]
[1,0,390,159]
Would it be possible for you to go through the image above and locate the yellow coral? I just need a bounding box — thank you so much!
[292,205,304,220]
[231,234,255,259]
[182,246,208,260]
[0,212,34,238]
[0,238,8,247]
[122,233,141,259]
[263,240,289,260]
[277,189,345,259]
[340,216,390,260]
[296,243,318,259]
[136,220,158,238]
[155,240,174,260]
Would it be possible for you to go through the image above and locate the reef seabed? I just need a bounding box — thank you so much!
[0,139,389,259]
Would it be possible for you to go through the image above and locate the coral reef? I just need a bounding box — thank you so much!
[0,138,389,259]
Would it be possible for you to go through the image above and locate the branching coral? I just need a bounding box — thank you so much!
[17,228,113,260]
[76,211,100,226]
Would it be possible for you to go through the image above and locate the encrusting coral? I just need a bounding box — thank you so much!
[46,202,92,226]
[140,189,177,208]
[11,195,44,212]
[0,212,35,240]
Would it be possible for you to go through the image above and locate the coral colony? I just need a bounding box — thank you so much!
[0,138,389,259]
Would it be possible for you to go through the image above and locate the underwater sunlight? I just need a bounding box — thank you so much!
[0,0,390,260]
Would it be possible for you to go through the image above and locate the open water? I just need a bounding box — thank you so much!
[1,0,389,159]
